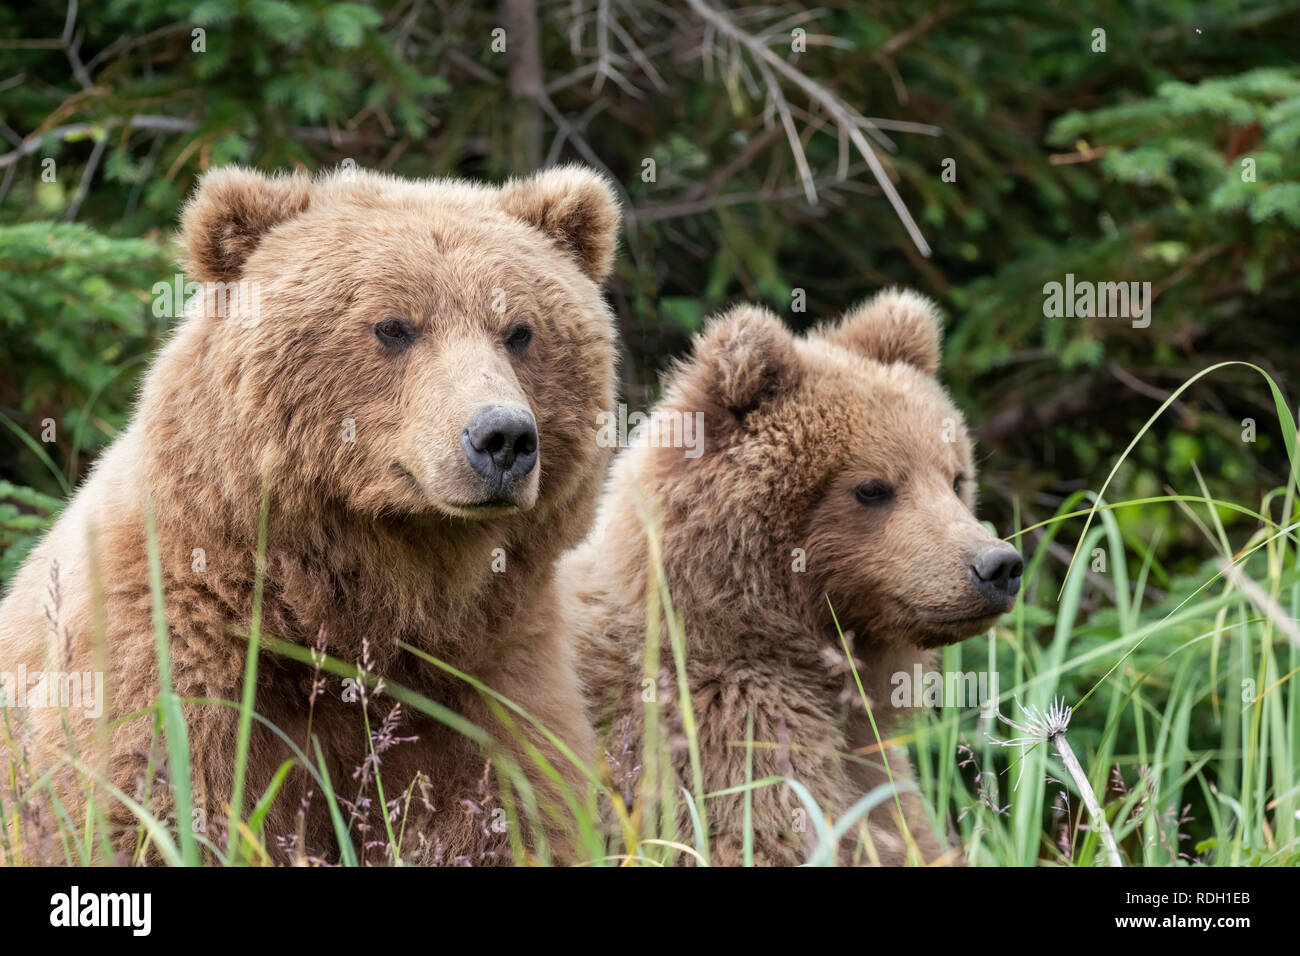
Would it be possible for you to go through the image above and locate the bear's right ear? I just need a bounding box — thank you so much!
[497,165,621,283]
[677,305,801,421]
[823,287,943,374]
[180,166,312,283]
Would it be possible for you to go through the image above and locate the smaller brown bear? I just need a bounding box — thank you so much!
[563,289,1021,865]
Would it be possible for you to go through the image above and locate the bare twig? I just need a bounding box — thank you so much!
[61,1,94,91]
[874,4,956,59]
[0,116,374,169]
[1108,363,1195,427]
[751,51,816,203]
[683,0,932,256]
[634,171,879,223]
[64,132,106,220]
[1218,559,1300,649]
[1049,144,1112,165]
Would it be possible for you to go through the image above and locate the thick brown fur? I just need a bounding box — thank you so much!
[0,163,621,864]
[562,289,1017,865]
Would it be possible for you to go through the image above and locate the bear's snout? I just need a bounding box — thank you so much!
[969,544,1023,607]
[461,404,539,491]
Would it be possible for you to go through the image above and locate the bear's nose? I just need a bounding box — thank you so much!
[461,404,538,485]
[969,544,1023,603]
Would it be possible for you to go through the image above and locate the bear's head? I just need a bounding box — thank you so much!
[660,290,1021,649]
[164,164,619,529]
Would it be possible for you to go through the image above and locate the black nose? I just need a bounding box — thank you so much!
[461,405,538,485]
[970,544,1023,602]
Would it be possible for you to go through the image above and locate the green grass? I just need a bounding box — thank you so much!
[1,364,1297,865]
[909,506,1300,866]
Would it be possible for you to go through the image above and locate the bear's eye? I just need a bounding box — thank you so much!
[374,317,416,350]
[854,479,893,507]
[953,472,966,496]
[504,323,533,355]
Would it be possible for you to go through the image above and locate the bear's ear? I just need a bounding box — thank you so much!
[823,288,943,374]
[180,166,312,283]
[679,305,801,419]
[497,165,621,283]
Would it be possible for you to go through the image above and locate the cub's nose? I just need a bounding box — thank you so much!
[970,544,1023,604]
[461,404,538,485]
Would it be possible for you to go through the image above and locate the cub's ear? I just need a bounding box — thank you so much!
[180,166,312,283]
[678,305,801,419]
[497,165,621,283]
[823,288,943,374]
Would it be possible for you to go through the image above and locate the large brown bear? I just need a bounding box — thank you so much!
[0,164,620,865]
[563,290,1022,865]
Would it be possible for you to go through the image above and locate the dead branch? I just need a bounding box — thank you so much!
[682,0,933,256]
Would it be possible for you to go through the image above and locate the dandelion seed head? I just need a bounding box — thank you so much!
[994,695,1072,744]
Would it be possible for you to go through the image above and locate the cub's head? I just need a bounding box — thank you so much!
[666,289,1020,648]
[173,164,619,522]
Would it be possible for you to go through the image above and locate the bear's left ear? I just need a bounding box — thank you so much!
[179,166,312,283]
[497,165,621,283]
[677,305,802,420]
[823,287,943,375]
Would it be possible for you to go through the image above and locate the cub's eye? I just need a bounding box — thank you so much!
[504,323,533,355]
[953,472,966,496]
[374,317,416,350]
[855,479,893,507]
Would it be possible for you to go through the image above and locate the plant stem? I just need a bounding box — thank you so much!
[1052,731,1122,867]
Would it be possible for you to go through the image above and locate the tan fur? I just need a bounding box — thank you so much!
[0,163,621,864]
[562,290,1016,865]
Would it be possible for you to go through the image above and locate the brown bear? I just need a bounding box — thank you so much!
[0,163,620,865]
[562,290,1022,866]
